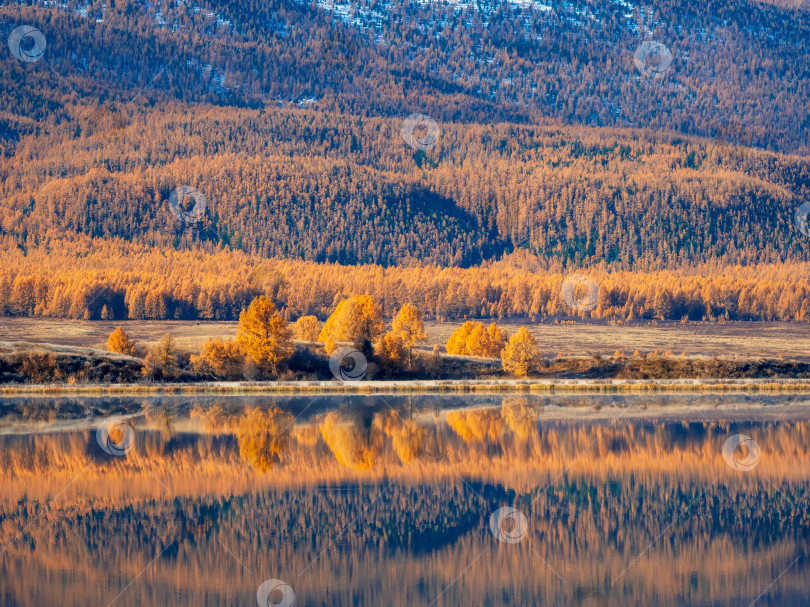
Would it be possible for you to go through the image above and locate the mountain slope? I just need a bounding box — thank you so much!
[1,104,809,268]
[1,0,809,153]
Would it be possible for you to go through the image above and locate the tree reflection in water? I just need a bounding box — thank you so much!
[0,395,808,606]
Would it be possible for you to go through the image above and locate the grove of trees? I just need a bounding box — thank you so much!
[4,237,810,325]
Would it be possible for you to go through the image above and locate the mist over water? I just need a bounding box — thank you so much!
[0,394,808,606]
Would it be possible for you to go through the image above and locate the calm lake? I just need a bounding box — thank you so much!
[0,393,808,606]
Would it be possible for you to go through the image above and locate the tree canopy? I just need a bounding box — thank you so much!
[318,295,384,352]
[107,326,136,357]
[501,327,540,377]
[237,296,293,372]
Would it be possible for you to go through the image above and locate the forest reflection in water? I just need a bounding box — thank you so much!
[0,394,808,606]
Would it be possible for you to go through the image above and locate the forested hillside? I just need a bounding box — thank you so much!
[2,0,810,323]
[1,105,809,268]
[1,0,809,152]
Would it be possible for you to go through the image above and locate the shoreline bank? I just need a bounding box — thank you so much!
[5,377,810,396]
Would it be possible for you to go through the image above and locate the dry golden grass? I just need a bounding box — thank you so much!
[0,318,239,353]
[3,317,810,361]
[426,319,810,361]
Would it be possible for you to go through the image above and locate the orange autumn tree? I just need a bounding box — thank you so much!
[375,332,408,372]
[107,326,137,356]
[142,333,178,379]
[446,321,508,357]
[191,338,244,379]
[318,295,384,353]
[293,315,322,342]
[480,323,509,357]
[501,327,540,377]
[237,296,293,373]
[391,303,427,367]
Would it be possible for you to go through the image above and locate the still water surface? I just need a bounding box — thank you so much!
[0,393,808,606]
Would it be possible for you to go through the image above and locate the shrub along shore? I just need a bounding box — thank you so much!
[4,339,810,393]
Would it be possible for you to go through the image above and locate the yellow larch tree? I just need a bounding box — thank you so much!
[501,326,540,377]
[375,332,408,372]
[391,303,427,367]
[107,326,137,356]
[142,333,178,379]
[318,295,384,353]
[190,338,244,379]
[237,296,294,372]
[446,321,476,355]
[446,320,508,357]
[292,315,322,342]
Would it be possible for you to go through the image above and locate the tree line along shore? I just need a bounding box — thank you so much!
[3,294,810,387]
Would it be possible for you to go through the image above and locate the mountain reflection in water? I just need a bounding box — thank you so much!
[0,394,808,606]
